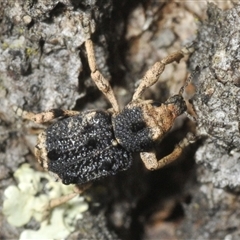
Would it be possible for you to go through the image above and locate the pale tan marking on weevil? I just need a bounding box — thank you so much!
[35,131,48,169]
[140,102,179,142]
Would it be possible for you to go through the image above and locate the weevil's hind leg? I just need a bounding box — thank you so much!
[132,51,184,101]
[43,183,91,220]
[140,133,196,170]
[14,106,79,124]
[46,184,91,210]
[85,39,120,113]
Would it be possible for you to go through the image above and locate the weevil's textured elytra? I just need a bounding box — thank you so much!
[26,18,194,185]
[36,110,132,185]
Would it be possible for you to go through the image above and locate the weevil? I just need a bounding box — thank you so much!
[23,20,194,185]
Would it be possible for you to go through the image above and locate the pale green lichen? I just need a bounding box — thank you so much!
[25,47,38,57]
[19,196,88,240]
[3,164,88,239]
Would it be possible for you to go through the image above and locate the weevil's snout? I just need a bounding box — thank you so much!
[165,94,187,116]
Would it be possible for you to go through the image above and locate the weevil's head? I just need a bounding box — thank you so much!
[165,94,187,117]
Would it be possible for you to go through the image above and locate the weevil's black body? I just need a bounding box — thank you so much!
[36,95,186,185]
[40,110,132,185]
[32,31,190,185]
[37,106,155,185]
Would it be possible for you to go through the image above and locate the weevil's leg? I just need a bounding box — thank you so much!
[140,133,196,170]
[13,106,79,124]
[42,184,91,220]
[132,51,184,101]
[46,184,91,210]
[81,16,119,112]
[85,39,120,113]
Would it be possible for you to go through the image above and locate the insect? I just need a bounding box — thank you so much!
[23,20,194,185]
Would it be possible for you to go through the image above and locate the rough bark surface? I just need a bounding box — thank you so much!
[177,3,240,240]
[191,4,240,190]
[0,0,239,239]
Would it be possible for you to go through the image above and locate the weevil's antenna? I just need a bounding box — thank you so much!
[178,66,201,123]
[179,66,200,96]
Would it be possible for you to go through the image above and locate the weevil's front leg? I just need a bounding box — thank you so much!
[85,39,120,112]
[132,50,186,101]
[81,15,119,112]
[14,107,79,124]
[140,133,196,170]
